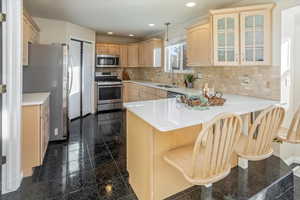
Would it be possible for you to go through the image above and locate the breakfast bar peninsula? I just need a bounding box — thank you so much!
[124,94,277,200]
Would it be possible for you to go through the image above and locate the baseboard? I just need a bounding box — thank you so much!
[2,172,23,194]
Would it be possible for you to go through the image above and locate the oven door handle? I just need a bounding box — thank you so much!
[98,85,123,88]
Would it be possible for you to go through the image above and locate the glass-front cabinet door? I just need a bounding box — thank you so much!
[213,14,239,66]
[240,10,271,65]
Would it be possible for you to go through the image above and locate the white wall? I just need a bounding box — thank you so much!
[34,17,97,113]
[34,17,67,44]
[66,22,96,43]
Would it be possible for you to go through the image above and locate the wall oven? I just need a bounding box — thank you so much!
[96,55,120,68]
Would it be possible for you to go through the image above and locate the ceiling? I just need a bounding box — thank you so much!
[24,0,241,38]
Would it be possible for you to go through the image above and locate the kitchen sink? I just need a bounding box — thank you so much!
[156,84,178,88]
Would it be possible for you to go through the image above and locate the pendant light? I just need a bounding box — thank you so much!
[165,22,171,43]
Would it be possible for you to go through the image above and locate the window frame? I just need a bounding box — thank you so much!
[164,42,192,73]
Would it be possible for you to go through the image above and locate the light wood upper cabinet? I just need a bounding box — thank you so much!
[240,10,272,65]
[120,45,128,67]
[23,9,40,66]
[213,13,240,66]
[210,4,274,66]
[186,23,212,67]
[128,43,139,67]
[138,39,162,67]
[96,43,120,55]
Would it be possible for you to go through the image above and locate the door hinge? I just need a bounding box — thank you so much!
[2,156,6,165]
[0,13,6,22]
[0,84,7,94]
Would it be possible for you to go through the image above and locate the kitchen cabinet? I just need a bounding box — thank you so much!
[23,9,40,66]
[96,43,120,55]
[120,45,128,67]
[240,10,272,65]
[127,43,139,67]
[138,39,163,67]
[186,23,212,66]
[22,95,50,177]
[124,82,167,103]
[210,4,274,66]
[213,13,240,66]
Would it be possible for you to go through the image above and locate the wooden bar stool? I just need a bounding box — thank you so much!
[235,106,285,161]
[276,106,300,144]
[163,113,242,186]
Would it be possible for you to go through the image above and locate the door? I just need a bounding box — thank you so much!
[240,10,271,65]
[213,13,239,66]
[68,40,81,120]
[82,42,93,116]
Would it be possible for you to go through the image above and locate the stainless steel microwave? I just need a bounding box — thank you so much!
[96,55,120,68]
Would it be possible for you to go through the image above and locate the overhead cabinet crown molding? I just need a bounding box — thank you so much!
[209,3,275,15]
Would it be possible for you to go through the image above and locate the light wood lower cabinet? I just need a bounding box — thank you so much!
[22,97,50,177]
[124,82,167,103]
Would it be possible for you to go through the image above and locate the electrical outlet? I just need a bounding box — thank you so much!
[240,75,250,85]
[197,73,203,79]
[54,128,58,136]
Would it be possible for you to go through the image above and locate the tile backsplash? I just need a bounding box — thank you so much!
[96,65,281,100]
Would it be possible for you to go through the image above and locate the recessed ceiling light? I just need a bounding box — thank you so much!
[185,2,196,7]
[148,24,155,27]
[129,34,135,37]
[107,32,113,35]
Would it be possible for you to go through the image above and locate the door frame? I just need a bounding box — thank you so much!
[1,0,23,194]
[69,38,93,120]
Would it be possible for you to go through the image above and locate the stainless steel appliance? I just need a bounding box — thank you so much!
[23,44,70,141]
[96,55,120,68]
[95,72,123,112]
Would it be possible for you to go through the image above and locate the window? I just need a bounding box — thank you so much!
[165,42,192,73]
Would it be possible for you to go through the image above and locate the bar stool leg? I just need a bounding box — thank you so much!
[238,158,249,169]
[238,114,251,169]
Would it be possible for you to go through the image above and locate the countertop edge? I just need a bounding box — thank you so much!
[22,92,50,106]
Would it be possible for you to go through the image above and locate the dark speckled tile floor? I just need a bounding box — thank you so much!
[1,110,299,200]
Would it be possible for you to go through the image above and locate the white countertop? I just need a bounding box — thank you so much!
[22,92,50,106]
[124,94,278,132]
[123,80,201,96]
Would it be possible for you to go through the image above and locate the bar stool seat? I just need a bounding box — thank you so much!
[164,145,231,185]
[164,113,242,186]
[235,106,285,161]
[235,135,273,161]
[276,106,300,144]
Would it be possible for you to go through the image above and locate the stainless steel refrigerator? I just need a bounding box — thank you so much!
[23,44,70,141]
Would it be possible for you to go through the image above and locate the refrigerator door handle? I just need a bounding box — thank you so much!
[68,55,74,97]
